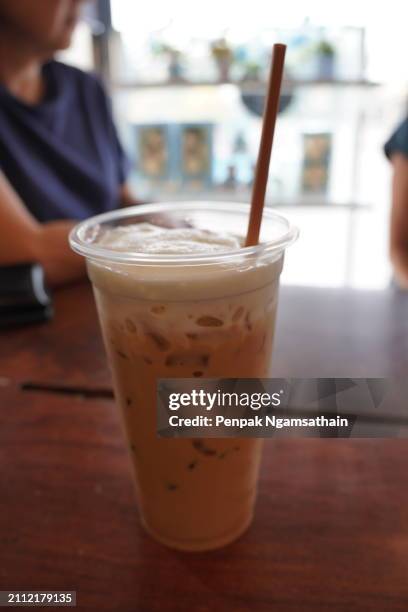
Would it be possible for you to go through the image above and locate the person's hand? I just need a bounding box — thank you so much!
[33,220,86,287]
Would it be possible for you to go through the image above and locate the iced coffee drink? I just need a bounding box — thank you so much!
[70,202,297,551]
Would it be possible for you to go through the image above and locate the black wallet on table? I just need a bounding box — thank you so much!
[0,263,53,328]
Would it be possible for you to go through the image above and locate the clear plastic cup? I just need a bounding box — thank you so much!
[70,202,298,551]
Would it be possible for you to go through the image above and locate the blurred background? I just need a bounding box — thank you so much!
[62,0,408,289]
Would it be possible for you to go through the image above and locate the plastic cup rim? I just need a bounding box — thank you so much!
[69,201,299,266]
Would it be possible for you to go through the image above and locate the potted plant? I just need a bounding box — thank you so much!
[210,38,234,82]
[152,42,184,83]
[315,40,336,80]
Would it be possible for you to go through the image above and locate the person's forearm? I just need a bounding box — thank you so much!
[0,218,86,287]
[390,154,408,288]
[0,172,85,286]
[32,221,86,287]
[0,225,39,263]
[391,250,408,289]
[0,173,41,263]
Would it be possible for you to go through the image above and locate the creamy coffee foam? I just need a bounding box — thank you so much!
[89,223,283,301]
[98,223,241,255]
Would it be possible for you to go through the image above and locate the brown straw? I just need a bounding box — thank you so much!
[245,43,286,246]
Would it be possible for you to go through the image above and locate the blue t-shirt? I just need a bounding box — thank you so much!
[384,117,408,160]
[0,61,130,222]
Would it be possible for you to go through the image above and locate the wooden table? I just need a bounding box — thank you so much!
[1,282,408,612]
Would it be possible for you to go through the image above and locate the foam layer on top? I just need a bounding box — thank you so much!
[89,223,283,301]
[98,223,241,255]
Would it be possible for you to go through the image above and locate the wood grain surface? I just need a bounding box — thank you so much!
[1,282,408,612]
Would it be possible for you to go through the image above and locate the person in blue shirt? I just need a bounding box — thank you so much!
[0,0,140,286]
[385,116,408,289]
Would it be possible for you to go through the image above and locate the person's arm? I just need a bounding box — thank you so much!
[390,153,408,289]
[0,172,85,287]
